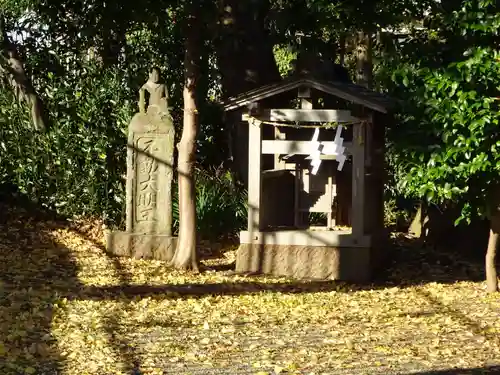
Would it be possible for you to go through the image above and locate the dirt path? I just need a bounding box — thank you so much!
[0,204,499,375]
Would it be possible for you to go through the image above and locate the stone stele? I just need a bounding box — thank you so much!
[106,67,177,261]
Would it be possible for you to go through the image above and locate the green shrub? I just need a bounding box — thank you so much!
[0,62,246,240]
[384,198,411,231]
[0,63,133,223]
[172,168,247,239]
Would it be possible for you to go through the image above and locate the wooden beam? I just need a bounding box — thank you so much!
[365,114,374,167]
[242,109,358,123]
[351,122,365,238]
[299,87,313,109]
[294,165,301,228]
[239,229,371,248]
[274,124,286,169]
[262,140,352,155]
[327,175,335,229]
[320,154,350,160]
[247,118,262,234]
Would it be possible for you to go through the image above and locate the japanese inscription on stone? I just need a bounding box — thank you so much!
[125,67,175,235]
[135,138,159,222]
[106,67,176,262]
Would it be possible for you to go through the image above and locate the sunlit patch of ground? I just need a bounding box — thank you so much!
[0,205,499,374]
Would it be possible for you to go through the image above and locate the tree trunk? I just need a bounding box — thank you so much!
[170,2,202,271]
[486,187,500,293]
[409,201,431,238]
[485,224,498,293]
[100,29,127,68]
[338,33,346,66]
[355,31,373,89]
[0,16,47,131]
[213,0,282,182]
[214,0,281,98]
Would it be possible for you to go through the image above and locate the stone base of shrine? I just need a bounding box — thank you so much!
[105,231,177,262]
[235,243,375,282]
[235,230,378,282]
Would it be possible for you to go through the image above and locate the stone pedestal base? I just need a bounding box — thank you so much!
[105,231,177,261]
[235,244,374,282]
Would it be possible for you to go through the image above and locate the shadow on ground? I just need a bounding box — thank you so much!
[0,201,81,373]
[0,197,147,374]
[72,231,488,301]
[412,366,500,374]
[0,196,498,374]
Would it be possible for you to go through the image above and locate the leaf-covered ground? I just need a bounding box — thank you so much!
[0,204,499,375]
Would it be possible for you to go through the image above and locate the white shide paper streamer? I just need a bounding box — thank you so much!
[306,126,346,175]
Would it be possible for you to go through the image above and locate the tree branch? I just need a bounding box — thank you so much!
[0,15,48,131]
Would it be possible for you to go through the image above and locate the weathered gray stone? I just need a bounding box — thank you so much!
[106,232,177,261]
[106,68,177,261]
[236,244,373,282]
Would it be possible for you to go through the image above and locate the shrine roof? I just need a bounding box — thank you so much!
[222,76,394,114]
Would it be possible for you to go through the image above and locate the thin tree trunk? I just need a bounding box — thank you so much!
[338,33,346,66]
[214,0,281,98]
[485,186,500,293]
[355,31,373,89]
[485,225,498,293]
[409,203,424,237]
[100,29,127,67]
[170,2,201,271]
[213,0,282,183]
[409,201,430,238]
[0,16,47,131]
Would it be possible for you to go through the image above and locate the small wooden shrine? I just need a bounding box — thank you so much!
[223,75,393,282]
